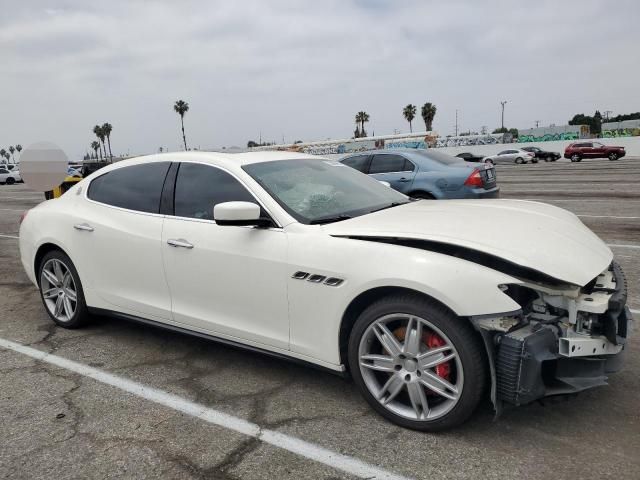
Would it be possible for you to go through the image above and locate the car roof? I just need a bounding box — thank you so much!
[95,151,323,170]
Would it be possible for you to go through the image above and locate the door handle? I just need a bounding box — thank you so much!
[73,223,94,232]
[167,238,194,249]
[398,177,411,182]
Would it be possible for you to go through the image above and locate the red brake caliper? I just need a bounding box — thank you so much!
[424,332,451,381]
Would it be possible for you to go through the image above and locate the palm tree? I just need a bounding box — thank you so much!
[8,145,15,163]
[93,125,107,160]
[421,103,437,131]
[174,100,189,150]
[355,111,370,137]
[403,104,417,133]
[0,149,6,162]
[102,123,113,161]
[91,141,101,160]
[15,144,22,160]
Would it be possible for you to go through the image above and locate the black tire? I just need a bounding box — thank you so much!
[570,154,581,163]
[38,250,90,328]
[515,157,524,164]
[410,192,435,200]
[608,152,618,161]
[6,177,15,185]
[348,293,487,431]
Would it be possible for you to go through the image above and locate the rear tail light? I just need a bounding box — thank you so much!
[464,168,484,187]
[19,210,29,225]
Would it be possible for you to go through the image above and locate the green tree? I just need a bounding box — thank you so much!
[8,146,15,162]
[355,111,369,137]
[91,141,101,160]
[102,123,113,161]
[0,149,5,164]
[174,100,190,150]
[93,125,107,159]
[15,144,22,159]
[421,102,437,131]
[403,104,417,132]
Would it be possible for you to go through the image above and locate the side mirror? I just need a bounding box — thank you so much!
[378,180,391,188]
[214,201,270,227]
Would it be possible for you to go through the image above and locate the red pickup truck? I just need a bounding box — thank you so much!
[564,141,626,162]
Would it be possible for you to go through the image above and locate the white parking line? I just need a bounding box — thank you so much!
[0,208,25,212]
[0,196,43,200]
[578,215,640,220]
[0,337,411,480]
[631,309,639,315]
[0,234,19,239]
[608,244,640,250]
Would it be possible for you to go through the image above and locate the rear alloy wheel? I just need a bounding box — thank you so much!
[39,250,90,328]
[349,294,486,431]
[515,157,524,164]
[6,177,15,185]
[608,152,618,161]
[571,154,581,162]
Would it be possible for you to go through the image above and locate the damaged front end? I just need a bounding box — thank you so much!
[473,261,634,409]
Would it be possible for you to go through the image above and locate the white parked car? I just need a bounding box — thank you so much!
[0,166,21,184]
[484,149,536,165]
[19,152,632,431]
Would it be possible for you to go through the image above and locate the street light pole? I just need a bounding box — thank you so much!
[500,101,507,130]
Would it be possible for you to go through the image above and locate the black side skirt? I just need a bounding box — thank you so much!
[88,307,346,378]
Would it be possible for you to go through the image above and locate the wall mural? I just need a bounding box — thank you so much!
[518,132,579,143]
[434,134,508,148]
[602,128,640,138]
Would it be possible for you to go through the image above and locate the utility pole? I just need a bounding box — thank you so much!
[604,110,612,121]
[534,120,541,128]
[500,101,507,130]
[454,109,459,136]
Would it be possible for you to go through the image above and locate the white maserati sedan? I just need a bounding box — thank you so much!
[19,152,632,431]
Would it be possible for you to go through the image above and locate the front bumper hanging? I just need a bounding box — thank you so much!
[485,262,633,407]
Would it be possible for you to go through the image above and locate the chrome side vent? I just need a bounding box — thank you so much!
[291,271,344,286]
[307,274,326,283]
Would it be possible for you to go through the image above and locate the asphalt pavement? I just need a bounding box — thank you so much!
[0,156,638,480]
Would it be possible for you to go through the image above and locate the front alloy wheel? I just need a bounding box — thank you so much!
[359,314,463,421]
[349,295,487,431]
[609,152,618,161]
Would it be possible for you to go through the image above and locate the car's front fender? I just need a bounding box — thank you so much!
[286,231,523,366]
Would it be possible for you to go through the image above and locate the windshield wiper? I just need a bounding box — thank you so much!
[369,201,409,213]
[309,214,353,225]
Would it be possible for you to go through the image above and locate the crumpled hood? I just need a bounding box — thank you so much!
[324,199,613,286]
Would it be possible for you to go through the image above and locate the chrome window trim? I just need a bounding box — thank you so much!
[84,160,283,230]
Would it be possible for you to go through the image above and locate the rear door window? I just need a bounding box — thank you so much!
[174,162,258,220]
[341,155,370,173]
[369,154,412,174]
[88,162,171,213]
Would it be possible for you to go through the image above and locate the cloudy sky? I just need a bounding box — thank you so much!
[1,0,638,159]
